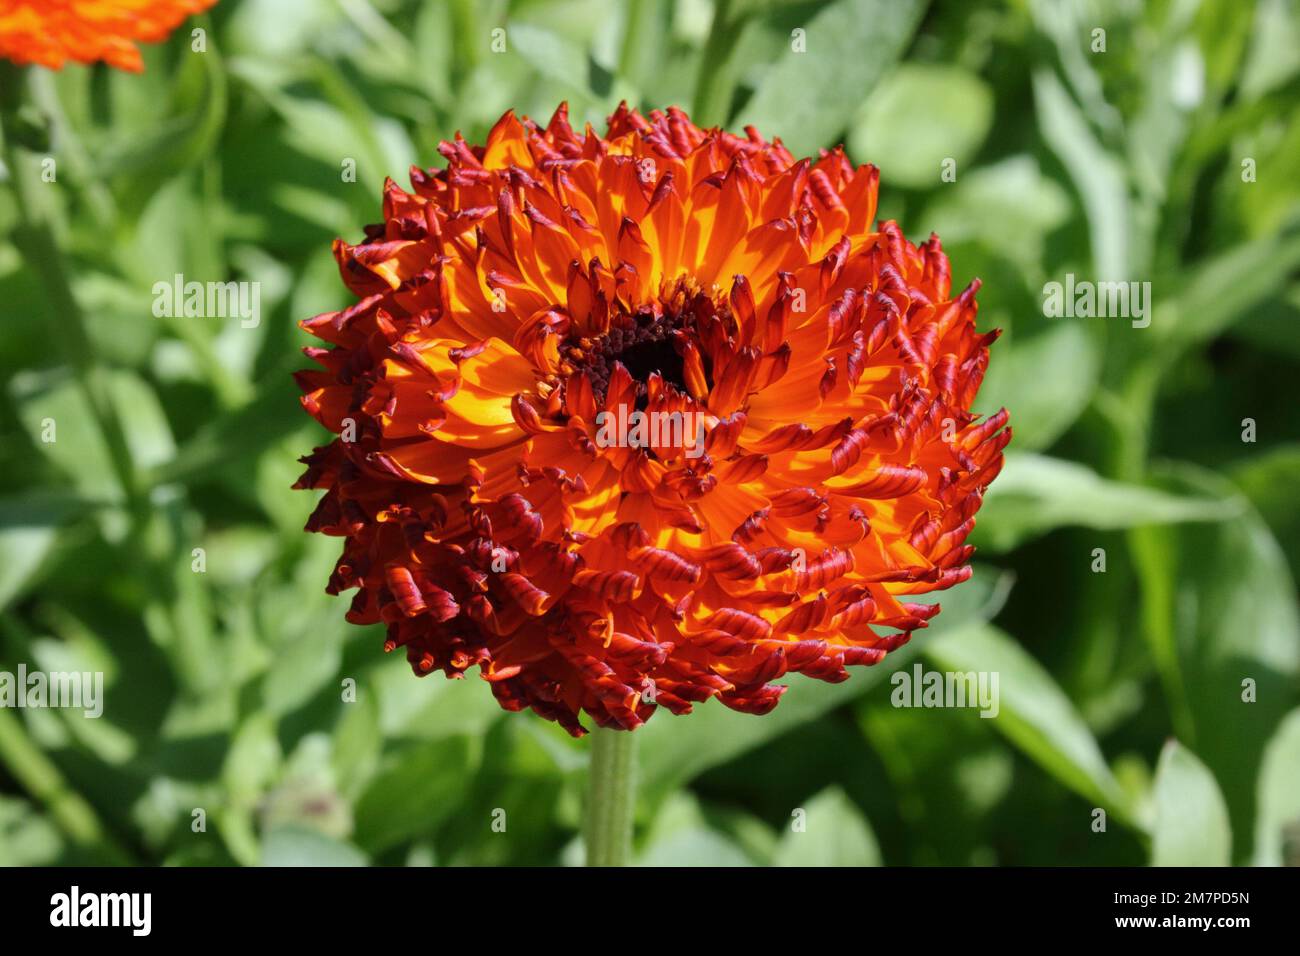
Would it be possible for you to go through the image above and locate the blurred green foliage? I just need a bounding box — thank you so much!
[0,0,1298,867]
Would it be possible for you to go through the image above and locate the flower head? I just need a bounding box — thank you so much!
[0,0,217,72]
[295,104,1010,735]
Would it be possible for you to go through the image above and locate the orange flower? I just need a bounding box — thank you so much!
[0,0,217,73]
[295,104,1010,736]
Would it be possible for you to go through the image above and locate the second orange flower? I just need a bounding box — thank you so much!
[0,0,217,72]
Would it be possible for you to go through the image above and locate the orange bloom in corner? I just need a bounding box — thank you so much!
[295,104,1010,736]
[0,0,217,72]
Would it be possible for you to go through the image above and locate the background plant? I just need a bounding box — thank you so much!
[0,0,1296,866]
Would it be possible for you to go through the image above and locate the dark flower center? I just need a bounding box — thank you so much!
[562,281,728,409]
[578,312,687,408]
[612,332,686,389]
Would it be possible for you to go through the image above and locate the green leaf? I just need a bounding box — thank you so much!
[735,0,926,158]
[413,0,455,109]
[921,155,1072,274]
[849,64,993,189]
[438,718,569,865]
[1234,283,1300,362]
[1238,0,1300,97]
[1150,231,1300,355]
[222,714,282,807]
[151,365,305,486]
[104,35,229,216]
[225,0,345,59]
[107,372,176,472]
[0,796,62,866]
[331,691,383,802]
[226,59,405,196]
[1032,69,1133,280]
[975,453,1236,552]
[1253,708,1300,866]
[0,492,95,610]
[977,323,1100,453]
[1228,443,1300,579]
[11,370,119,501]
[508,23,597,97]
[352,736,474,854]
[259,625,343,718]
[255,539,351,717]
[371,653,508,743]
[11,367,175,503]
[634,792,755,867]
[924,624,1137,827]
[857,700,1015,864]
[1132,465,1300,843]
[636,566,1011,803]
[260,825,368,867]
[636,825,754,867]
[1151,741,1231,867]
[773,786,881,866]
[611,0,674,101]
[0,523,56,612]
[0,708,127,861]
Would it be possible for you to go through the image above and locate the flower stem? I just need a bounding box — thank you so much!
[585,726,637,866]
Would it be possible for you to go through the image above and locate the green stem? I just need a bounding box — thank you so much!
[692,0,736,127]
[0,708,132,864]
[617,0,649,93]
[0,64,142,515]
[585,727,637,866]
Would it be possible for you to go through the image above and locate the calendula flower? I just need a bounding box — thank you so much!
[0,0,217,72]
[295,104,1009,736]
